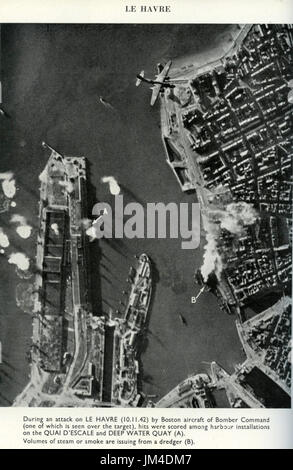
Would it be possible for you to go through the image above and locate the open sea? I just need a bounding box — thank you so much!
[0,24,245,406]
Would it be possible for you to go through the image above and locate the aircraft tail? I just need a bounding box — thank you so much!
[136,71,145,87]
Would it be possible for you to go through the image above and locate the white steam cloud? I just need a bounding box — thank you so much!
[81,218,97,241]
[0,172,16,199]
[219,202,258,235]
[8,252,30,271]
[58,179,74,194]
[0,228,10,248]
[101,176,121,196]
[85,225,97,241]
[201,202,258,281]
[201,232,223,281]
[51,223,59,236]
[0,172,14,180]
[38,168,48,184]
[10,214,33,239]
[80,218,92,229]
[84,210,108,241]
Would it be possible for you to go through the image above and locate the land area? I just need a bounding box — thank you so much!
[158,24,292,408]
[0,24,292,408]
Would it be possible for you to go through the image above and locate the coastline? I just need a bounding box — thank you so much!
[158,23,292,406]
[170,24,251,80]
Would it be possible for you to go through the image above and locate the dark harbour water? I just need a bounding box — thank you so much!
[0,24,245,406]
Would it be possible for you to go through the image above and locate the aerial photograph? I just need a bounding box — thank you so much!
[0,23,292,408]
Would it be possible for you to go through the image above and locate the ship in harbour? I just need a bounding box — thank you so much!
[106,253,152,407]
[13,147,152,407]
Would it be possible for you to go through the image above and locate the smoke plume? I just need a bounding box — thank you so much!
[8,252,30,271]
[10,214,33,239]
[51,223,59,236]
[201,202,258,281]
[101,176,121,196]
[0,228,10,248]
[219,202,258,235]
[0,172,16,199]
[58,179,74,194]
[38,168,48,184]
[201,232,223,281]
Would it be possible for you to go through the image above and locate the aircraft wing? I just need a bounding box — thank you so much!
[155,60,172,82]
[150,84,162,106]
[150,60,172,106]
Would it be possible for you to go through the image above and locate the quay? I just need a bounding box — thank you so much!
[13,149,152,407]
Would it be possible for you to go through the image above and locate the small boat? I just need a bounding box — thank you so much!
[179,314,187,326]
[99,96,114,109]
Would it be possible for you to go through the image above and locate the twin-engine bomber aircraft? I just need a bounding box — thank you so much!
[136,60,174,106]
